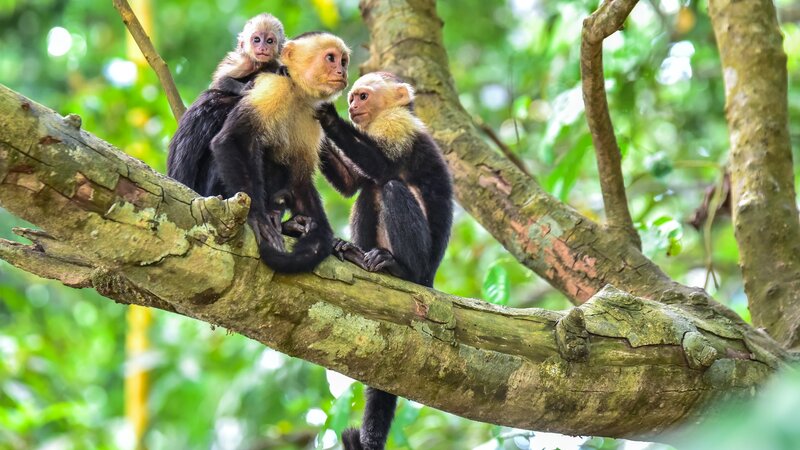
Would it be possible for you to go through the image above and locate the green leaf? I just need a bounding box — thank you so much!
[483,263,510,306]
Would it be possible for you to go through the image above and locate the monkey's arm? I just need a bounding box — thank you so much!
[315,104,392,180]
[212,77,250,95]
[210,106,284,251]
[320,139,364,196]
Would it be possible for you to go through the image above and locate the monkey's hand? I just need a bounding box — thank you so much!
[314,103,339,126]
[333,238,367,268]
[282,215,317,237]
[277,65,290,77]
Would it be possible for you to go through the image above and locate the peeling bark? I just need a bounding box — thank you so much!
[709,0,800,350]
[0,84,791,437]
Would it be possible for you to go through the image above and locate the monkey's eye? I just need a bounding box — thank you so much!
[359,92,368,101]
[326,53,335,62]
[253,36,261,43]
[267,38,274,44]
[341,58,348,67]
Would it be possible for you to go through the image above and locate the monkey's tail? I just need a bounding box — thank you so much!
[258,226,333,273]
[342,388,397,450]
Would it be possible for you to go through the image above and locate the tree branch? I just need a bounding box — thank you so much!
[476,121,531,177]
[708,0,800,350]
[581,0,641,249]
[112,0,186,121]
[0,84,790,437]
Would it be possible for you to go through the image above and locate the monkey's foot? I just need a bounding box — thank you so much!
[249,217,285,253]
[282,215,316,237]
[333,238,367,268]
[363,248,396,272]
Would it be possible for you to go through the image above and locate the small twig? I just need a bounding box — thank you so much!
[113,0,186,121]
[476,121,531,177]
[703,171,728,290]
[581,0,641,249]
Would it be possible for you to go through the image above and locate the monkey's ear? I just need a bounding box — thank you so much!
[282,41,296,63]
[394,84,413,106]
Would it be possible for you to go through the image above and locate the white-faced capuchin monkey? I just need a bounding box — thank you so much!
[167,13,285,196]
[209,32,351,272]
[315,72,454,450]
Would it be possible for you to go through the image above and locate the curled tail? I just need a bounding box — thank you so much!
[342,388,397,450]
[258,224,333,273]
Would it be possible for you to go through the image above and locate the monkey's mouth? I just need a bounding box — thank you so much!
[350,112,367,123]
[254,52,273,61]
[328,78,347,87]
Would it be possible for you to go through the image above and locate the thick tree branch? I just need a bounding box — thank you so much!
[708,0,800,350]
[113,0,186,121]
[0,84,790,437]
[581,0,641,249]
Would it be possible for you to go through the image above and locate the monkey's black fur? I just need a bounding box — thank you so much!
[166,60,280,196]
[207,87,333,273]
[316,103,453,450]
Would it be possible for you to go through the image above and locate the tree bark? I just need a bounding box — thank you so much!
[0,84,791,438]
[709,0,800,351]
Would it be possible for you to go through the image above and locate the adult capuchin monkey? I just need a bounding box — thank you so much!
[315,72,454,450]
[210,32,351,272]
[167,13,285,196]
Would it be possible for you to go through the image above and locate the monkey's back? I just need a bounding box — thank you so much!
[167,89,243,196]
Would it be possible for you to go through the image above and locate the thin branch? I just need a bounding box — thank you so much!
[580,0,641,249]
[476,121,531,177]
[113,0,186,121]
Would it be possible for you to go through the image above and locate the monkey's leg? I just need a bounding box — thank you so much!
[376,180,432,283]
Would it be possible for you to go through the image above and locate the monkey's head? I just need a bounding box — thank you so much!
[282,32,350,100]
[347,72,415,128]
[238,13,285,64]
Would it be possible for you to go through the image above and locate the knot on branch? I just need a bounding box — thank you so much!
[682,331,719,369]
[63,113,82,129]
[91,269,177,312]
[190,192,250,243]
[555,307,589,362]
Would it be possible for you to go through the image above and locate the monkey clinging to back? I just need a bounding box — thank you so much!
[167,13,285,197]
[315,72,454,450]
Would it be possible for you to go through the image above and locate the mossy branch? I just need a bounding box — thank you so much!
[0,84,791,437]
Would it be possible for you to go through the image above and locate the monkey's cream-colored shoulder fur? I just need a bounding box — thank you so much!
[211,52,256,87]
[244,73,323,180]
[363,107,426,160]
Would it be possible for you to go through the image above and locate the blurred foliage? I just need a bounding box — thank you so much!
[0,0,799,449]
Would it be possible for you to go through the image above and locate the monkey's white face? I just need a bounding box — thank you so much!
[314,46,349,95]
[246,30,280,63]
[348,77,412,127]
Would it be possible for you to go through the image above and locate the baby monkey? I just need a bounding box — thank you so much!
[316,73,453,450]
[167,13,285,197]
[210,13,286,93]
